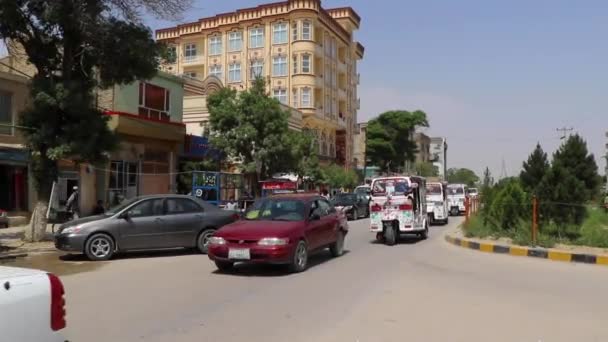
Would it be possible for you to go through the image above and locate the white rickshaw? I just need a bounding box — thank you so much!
[426,182,449,225]
[369,176,429,245]
[447,183,467,216]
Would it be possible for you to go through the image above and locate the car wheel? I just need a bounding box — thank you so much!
[197,228,216,254]
[84,234,115,261]
[289,240,308,273]
[384,223,397,246]
[215,260,234,272]
[444,217,449,225]
[450,208,459,216]
[351,208,358,221]
[420,222,429,240]
[330,230,345,257]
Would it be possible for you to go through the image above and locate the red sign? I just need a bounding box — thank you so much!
[261,181,297,190]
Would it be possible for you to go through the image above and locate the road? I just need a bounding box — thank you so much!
[55,217,608,342]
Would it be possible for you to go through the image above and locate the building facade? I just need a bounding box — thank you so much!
[430,137,448,179]
[414,132,431,163]
[353,122,367,169]
[155,0,364,168]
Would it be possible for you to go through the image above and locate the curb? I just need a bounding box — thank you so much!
[445,234,608,266]
[0,253,29,261]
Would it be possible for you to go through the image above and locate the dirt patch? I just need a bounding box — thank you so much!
[0,251,106,276]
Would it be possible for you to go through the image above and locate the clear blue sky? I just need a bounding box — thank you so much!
[4,0,605,179]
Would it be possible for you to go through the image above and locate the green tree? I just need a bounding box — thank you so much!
[366,110,429,172]
[487,180,529,230]
[447,168,479,187]
[414,161,439,177]
[552,134,599,199]
[207,78,291,195]
[0,0,185,241]
[537,164,587,226]
[321,164,358,189]
[519,143,549,194]
[283,130,321,182]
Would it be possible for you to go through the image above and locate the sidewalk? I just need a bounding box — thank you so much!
[0,223,57,259]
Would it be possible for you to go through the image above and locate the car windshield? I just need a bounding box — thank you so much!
[372,179,409,196]
[448,187,465,195]
[105,197,141,216]
[332,194,357,205]
[426,184,443,195]
[244,198,305,221]
[354,187,370,195]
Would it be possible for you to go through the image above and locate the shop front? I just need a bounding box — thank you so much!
[0,147,29,212]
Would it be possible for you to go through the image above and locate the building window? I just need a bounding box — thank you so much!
[209,65,223,78]
[273,89,287,104]
[272,56,287,76]
[184,43,197,62]
[302,54,311,73]
[138,82,170,122]
[292,54,298,74]
[273,22,288,44]
[167,46,177,63]
[250,27,264,48]
[250,59,264,79]
[325,93,330,115]
[184,71,197,79]
[292,88,298,108]
[228,31,243,52]
[292,22,299,41]
[209,36,222,56]
[331,38,337,59]
[228,63,241,83]
[301,87,311,108]
[0,91,12,135]
[302,20,312,40]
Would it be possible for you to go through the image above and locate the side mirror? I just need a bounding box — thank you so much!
[120,211,130,220]
[309,213,321,221]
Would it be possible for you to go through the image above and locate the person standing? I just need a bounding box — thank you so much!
[224,197,238,211]
[66,186,80,219]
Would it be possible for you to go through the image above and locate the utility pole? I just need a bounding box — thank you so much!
[556,127,574,140]
[500,158,508,180]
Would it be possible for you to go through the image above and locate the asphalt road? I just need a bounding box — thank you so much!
[59,217,608,342]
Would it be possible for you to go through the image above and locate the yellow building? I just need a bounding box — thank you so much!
[156,0,364,168]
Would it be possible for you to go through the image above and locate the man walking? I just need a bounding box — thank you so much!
[66,186,80,219]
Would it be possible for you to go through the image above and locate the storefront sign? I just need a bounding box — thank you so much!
[0,148,29,164]
[261,181,297,190]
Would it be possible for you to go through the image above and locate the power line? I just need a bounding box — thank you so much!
[556,127,574,140]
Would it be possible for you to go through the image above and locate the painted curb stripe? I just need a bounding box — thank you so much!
[479,243,493,253]
[527,249,548,259]
[468,241,480,250]
[492,245,510,254]
[571,254,596,264]
[597,256,608,265]
[548,251,572,262]
[509,246,528,256]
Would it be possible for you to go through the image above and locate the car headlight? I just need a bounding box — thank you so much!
[258,237,289,246]
[208,236,227,245]
[61,226,82,234]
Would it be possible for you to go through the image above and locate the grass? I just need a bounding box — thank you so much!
[464,208,608,249]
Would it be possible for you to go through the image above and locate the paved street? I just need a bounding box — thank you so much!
[57,217,608,342]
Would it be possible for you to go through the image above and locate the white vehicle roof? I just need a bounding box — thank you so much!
[0,266,45,280]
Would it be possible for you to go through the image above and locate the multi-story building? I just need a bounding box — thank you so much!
[430,137,448,179]
[155,0,364,168]
[353,122,367,169]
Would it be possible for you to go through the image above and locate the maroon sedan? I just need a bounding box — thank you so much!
[208,194,348,273]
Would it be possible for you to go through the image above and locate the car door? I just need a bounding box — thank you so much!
[317,199,339,246]
[119,198,166,250]
[163,197,204,248]
[305,200,326,250]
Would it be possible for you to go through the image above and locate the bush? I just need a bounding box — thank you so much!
[487,180,530,231]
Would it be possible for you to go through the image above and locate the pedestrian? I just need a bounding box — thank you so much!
[225,196,238,211]
[92,200,105,216]
[66,186,80,219]
[321,189,330,200]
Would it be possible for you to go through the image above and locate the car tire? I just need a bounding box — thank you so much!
[289,240,308,273]
[444,217,449,225]
[84,233,115,261]
[215,260,234,272]
[420,222,429,240]
[197,228,216,254]
[384,223,397,246]
[330,230,345,257]
[352,208,358,221]
[450,208,459,216]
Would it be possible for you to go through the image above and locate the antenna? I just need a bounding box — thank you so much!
[500,158,508,179]
[556,127,574,140]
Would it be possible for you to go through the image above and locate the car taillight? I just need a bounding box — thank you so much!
[399,204,413,211]
[48,273,66,331]
[371,204,382,212]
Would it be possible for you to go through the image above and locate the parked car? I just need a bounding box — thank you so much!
[54,195,238,261]
[208,194,349,273]
[0,209,8,228]
[354,185,371,201]
[0,266,67,342]
[331,192,369,220]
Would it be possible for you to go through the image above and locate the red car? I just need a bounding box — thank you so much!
[208,194,348,273]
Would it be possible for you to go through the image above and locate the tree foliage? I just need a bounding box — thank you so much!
[447,168,479,187]
[482,167,493,190]
[520,143,549,194]
[0,0,175,241]
[551,134,599,199]
[487,180,529,230]
[321,164,359,190]
[283,130,321,181]
[365,110,429,172]
[414,162,439,177]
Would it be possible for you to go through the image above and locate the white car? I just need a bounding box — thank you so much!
[0,266,67,342]
[447,184,467,216]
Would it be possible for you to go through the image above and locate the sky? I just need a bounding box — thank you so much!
[3,0,606,179]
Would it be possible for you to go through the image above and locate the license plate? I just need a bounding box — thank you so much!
[228,248,250,260]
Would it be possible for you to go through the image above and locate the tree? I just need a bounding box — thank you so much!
[487,180,529,230]
[283,130,321,182]
[482,167,494,189]
[414,162,439,177]
[0,0,187,241]
[366,110,429,172]
[208,78,291,195]
[321,164,358,190]
[520,143,549,194]
[447,168,479,187]
[537,164,587,227]
[552,134,599,200]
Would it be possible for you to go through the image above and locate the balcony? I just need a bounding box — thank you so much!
[338,88,347,99]
[182,55,205,65]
